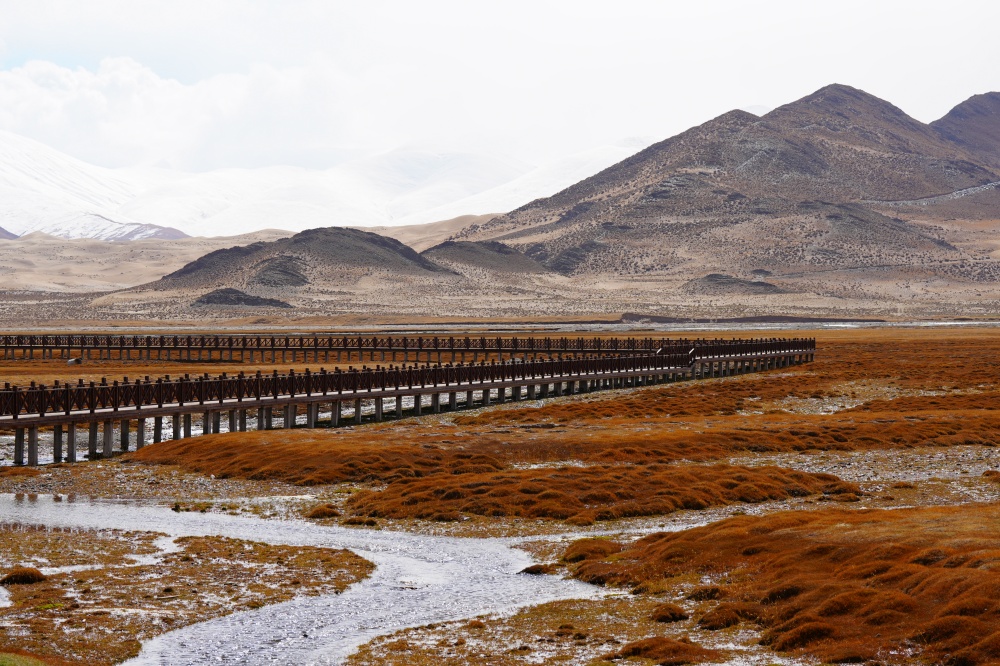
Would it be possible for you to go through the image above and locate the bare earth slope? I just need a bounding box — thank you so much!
[421,241,552,276]
[102,227,455,312]
[0,230,292,292]
[931,92,1000,170]
[363,214,496,252]
[425,84,1000,318]
[457,84,998,278]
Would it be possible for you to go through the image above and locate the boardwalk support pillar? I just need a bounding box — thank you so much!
[53,425,63,463]
[121,419,130,452]
[66,424,77,463]
[103,420,113,458]
[89,422,99,459]
[27,427,38,466]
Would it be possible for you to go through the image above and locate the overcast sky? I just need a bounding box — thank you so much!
[1,0,998,172]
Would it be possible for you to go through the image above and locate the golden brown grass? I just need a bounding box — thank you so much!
[569,504,1000,665]
[345,464,858,524]
[120,328,1000,538]
[0,652,66,666]
[604,636,722,664]
[0,468,41,479]
[0,567,46,586]
[131,435,508,486]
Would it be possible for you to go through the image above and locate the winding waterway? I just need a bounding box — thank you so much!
[1,494,600,664]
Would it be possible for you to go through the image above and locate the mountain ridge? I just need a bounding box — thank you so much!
[931,92,1000,170]
[9,82,1000,322]
[455,84,1000,284]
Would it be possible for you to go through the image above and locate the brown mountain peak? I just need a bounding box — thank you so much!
[932,92,1000,169]
[764,83,919,129]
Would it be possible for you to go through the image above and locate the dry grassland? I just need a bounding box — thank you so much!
[345,464,858,523]
[568,505,1000,665]
[5,327,1000,664]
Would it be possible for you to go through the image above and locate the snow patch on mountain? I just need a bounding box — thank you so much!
[0,130,652,240]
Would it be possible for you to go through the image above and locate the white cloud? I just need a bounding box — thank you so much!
[0,0,997,171]
[0,56,375,170]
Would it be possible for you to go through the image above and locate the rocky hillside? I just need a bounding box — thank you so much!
[455,84,1000,287]
[931,92,1000,170]
[82,84,1000,321]
[421,241,552,276]
[108,227,456,305]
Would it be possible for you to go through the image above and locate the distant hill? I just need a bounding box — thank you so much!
[455,84,1000,287]
[60,84,1000,321]
[0,130,188,241]
[421,240,552,276]
[931,92,1000,170]
[117,226,457,309]
[0,230,292,292]
[363,214,496,252]
[0,226,15,240]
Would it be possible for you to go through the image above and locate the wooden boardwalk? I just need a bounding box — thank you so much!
[3,334,747,363]
[1,336,815,466]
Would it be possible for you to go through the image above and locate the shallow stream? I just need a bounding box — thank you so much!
[1,493,599,665]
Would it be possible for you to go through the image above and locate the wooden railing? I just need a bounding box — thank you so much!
[0,333,813,358]
[0,338,814,420]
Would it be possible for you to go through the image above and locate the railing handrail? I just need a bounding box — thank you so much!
[0,333,816,354]
[0,338,814,419]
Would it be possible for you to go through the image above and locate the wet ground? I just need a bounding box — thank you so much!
[1,494,599,665]
[4,327,1000,664]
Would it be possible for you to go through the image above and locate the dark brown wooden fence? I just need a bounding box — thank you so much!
[2,337,815,466]
[0,338,813,420]
[0,333,811,362]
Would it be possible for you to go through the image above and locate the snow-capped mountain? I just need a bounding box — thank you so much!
[0,130,185,240]
[0,130,652,240]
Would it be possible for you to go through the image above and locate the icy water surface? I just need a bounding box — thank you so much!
[1,494,599,665]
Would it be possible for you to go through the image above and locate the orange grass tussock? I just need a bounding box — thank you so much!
[130,433,505,486]
[126,331,1000,493]
[569,504,1000,665]
[0,566,47,586]
[604,635,723,664]
[345,464,858,523]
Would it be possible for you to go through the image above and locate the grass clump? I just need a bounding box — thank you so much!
[344,464,855,523]
[604,636,721,664]
[0,567,47,586]
[568,504,1000,665]
[304,503,341,519]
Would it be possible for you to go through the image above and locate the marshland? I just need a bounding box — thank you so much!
[3,326,1000,665]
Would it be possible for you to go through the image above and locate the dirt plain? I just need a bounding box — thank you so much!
[2,326,1000,664]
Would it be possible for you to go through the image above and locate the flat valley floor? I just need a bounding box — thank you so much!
[3,327,1000,665]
